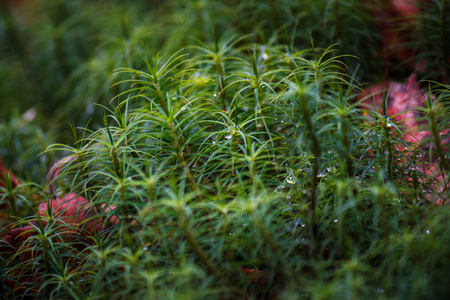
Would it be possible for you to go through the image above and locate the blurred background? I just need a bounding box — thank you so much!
[0,0,448,183]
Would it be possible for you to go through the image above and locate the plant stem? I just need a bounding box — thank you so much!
[299,90,321,254]
[168,122,202,200]
[215,51,227,111]
[178,208,248,299]
[376,173,390,248]
[341,117,354,177]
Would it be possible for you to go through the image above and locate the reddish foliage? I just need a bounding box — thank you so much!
[2,195,105,261]
[0,157,20,190]
[0,157,20,223]
[240,267,270,284]
[392,0,420,18]
[370,0,422,74]
[1,192,120,256]
[1,193,102,256]
[359,74,449,203]
[38,193,105,237]
[0,192,117,297]
[359,74,426,142]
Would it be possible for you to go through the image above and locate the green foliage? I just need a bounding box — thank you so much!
[1,0,450,299]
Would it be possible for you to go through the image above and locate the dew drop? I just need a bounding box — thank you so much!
[286,176,296,184]
[275,186,283,194]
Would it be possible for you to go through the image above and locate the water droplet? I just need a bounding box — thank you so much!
[85,104,94,115]
[426,230,430,235]
[225,135,232,140]
[286,176,296,184]
[214,93,217,97]
[334,219,338,223]
[275,186,283,194]
[387,123,392,127]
